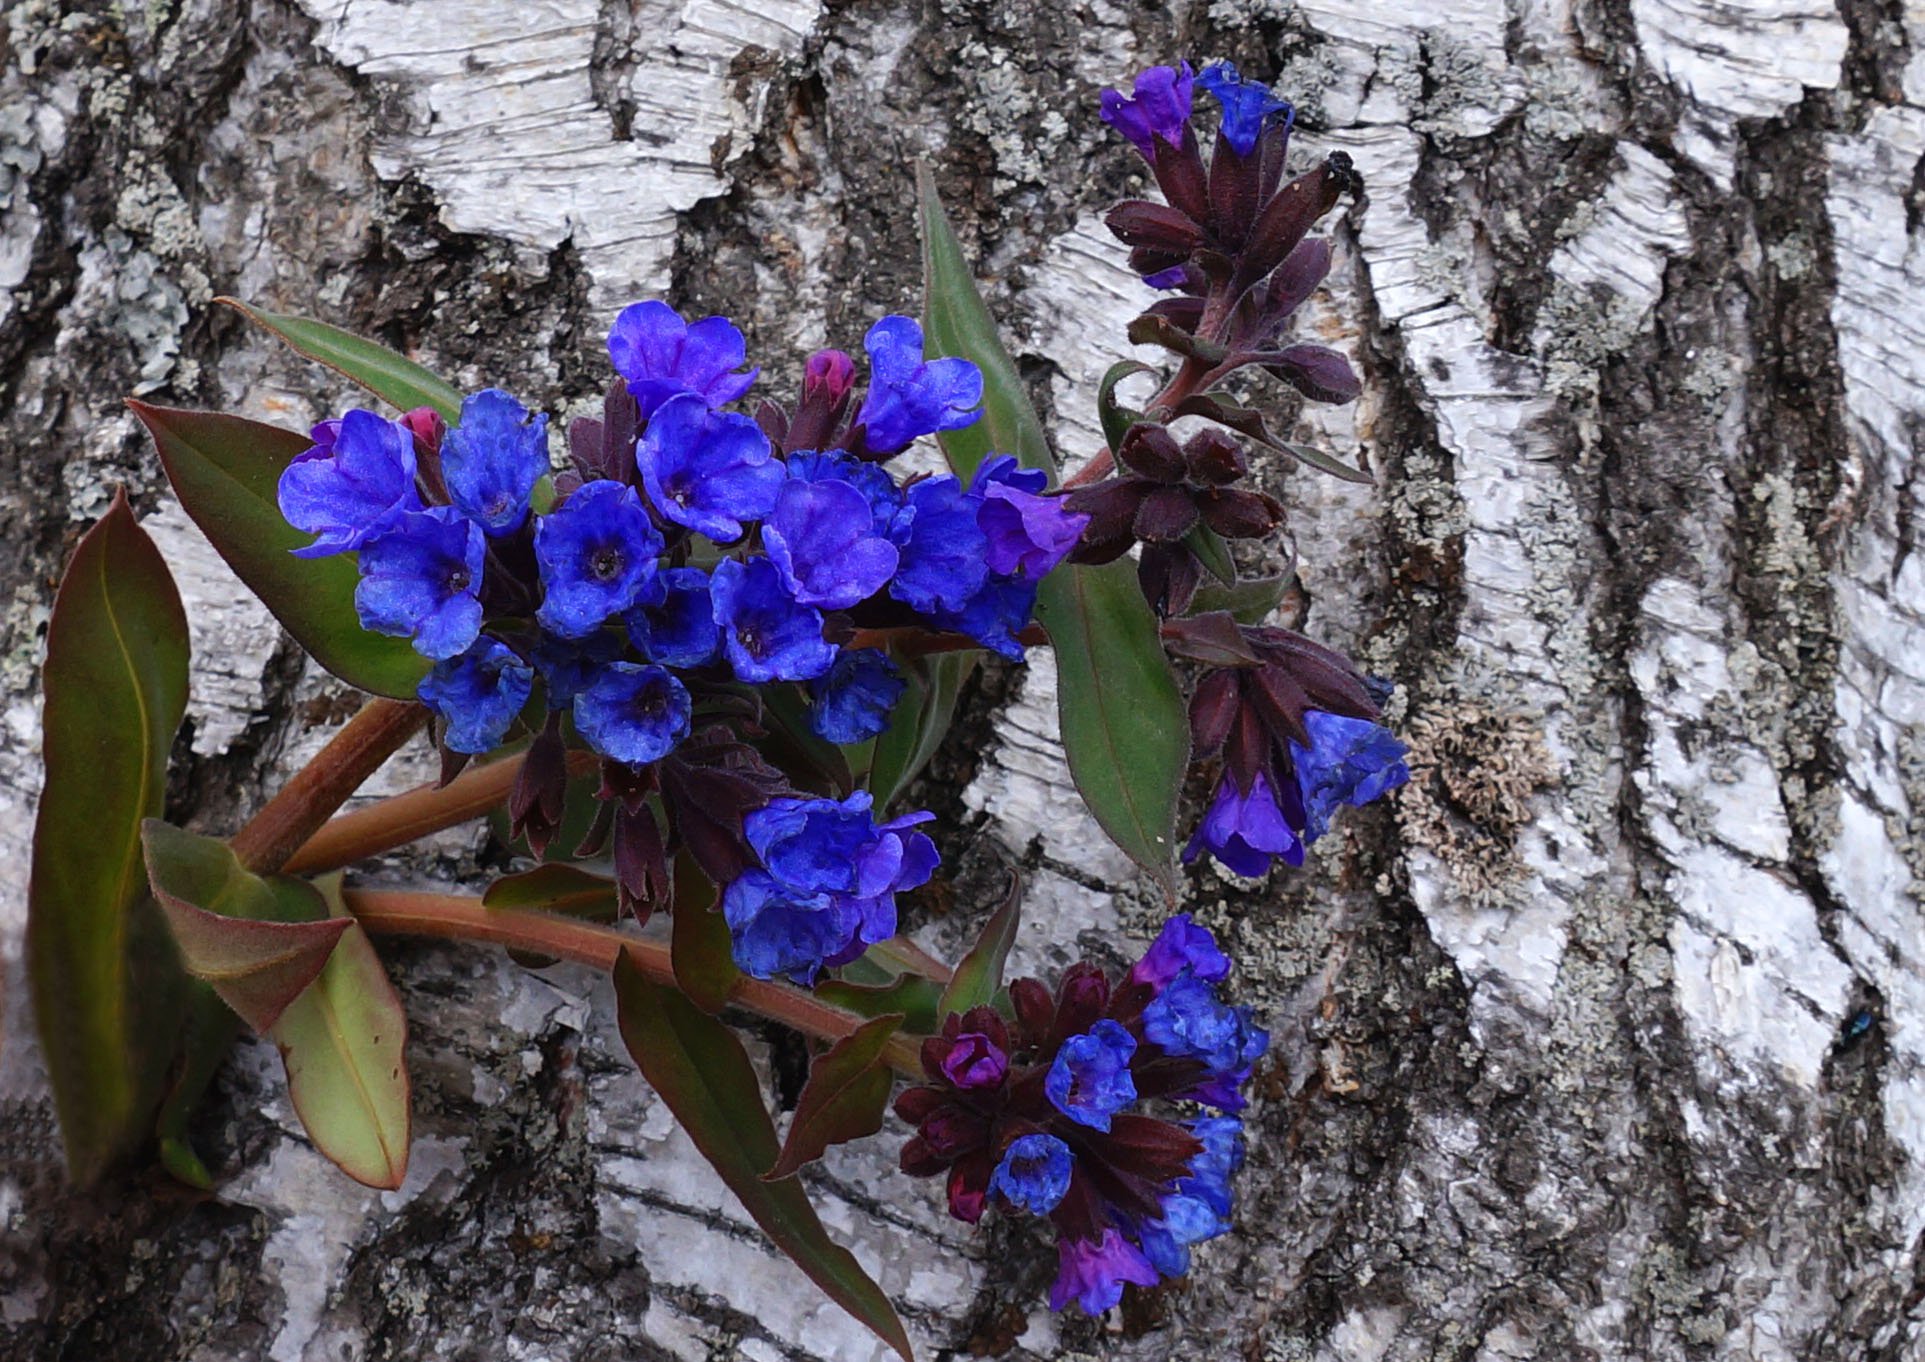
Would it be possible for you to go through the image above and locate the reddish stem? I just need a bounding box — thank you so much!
[229,699,428,875]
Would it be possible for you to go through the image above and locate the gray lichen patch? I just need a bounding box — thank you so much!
[1397,690,1558,900]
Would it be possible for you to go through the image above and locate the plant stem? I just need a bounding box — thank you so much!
[284,747,600,876]
[1063,357,1210,489]
[230,699,428,875]
[342,888,928,1077]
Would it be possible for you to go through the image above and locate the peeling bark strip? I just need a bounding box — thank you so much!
[1,2,1921,1360]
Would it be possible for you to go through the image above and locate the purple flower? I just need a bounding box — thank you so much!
[1290,709,1410,842]
[1050,1230,1160,1314]
[1127,914,1231,994]
[534,480,664,638]
[933,575,1038,662]
[628,566,718,668]
[710,556,836,682]
[442,388,550,536]
[939,1033,1009,1090]
[786,449,904,526]
[278,409,421,558]
[1045,1019,1138,1132]
[1142,972,1268,1111]
[970,455,1089,579]
[573,661,692,766]
[354,507,485,659]
[1197,61,1292,158]
[1182,772,1305,877]
[606,299,757,416]
[990,1134,1073,1215]
[418,639,534,754]
[856,316,983,456]
[764,477,900,609]
[888,475,989,614]
[636,393,783,542]
[808,648,905,744]
[1098,63,1195,159]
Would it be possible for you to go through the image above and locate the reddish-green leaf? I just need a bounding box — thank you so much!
[142,819,346,1031]
[919,170,1188,894]
[1097,358,1153,455]
[938,873,1023,1018]
[482,863,619,919]
[816,971,944,1035]
[1190,572,1291,624]
[271,882,411,1190]
[130,401,428,698]
[765,1014,902,1181]
[28,490,191,1182]
[219,298,463,422]
[670,854,740,1014]
[612,953,912,1360]
[866,652,971,814]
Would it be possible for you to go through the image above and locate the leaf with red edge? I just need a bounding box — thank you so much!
[612,953,912,1360]
[670,854,738,1014]
[28,490,191,1183]
[130,401,429,698]
[765,1014,902,1181]
[482,864,619,919]
[816,972,944,1035]
[938,873,1022,1018]
[219,298,464,422]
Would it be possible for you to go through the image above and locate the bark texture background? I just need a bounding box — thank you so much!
[2,1,1921,1359]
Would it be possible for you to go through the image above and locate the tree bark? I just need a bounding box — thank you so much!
[2,1,1920,1359]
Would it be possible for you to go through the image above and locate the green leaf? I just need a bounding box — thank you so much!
[142,820,347,1031]
[483,864,619,919]
[938,873,1022,1018]
[1190,572,1292,625]
[219,298,463,422]
[28,490,191,1183]
[815,972,945,1036]
[866,652,972,814]
[1174,393,1373,485]
[270,883,411,1190]
[612,954,913,1360]
[760,683,855,795]
[129,401,429,699]
[1097,359,1153,456]
[1184,523,1237,587]
[670,854,739,1015]
[918,169,1190,893]
[765,1014,902,1181]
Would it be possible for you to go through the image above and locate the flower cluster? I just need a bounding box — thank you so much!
[896,916,1266,1313]
[277,302,1088,979]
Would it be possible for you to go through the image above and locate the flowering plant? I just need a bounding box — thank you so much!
[27,61,1404,1353]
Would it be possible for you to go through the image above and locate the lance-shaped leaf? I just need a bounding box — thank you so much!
[271,881,411,1191]
[1173,393,1373,485]
[765,1014,903,1181]
[28,490,191,1183]
[815,972,945,1036]
[1190,572,1293,625]
[219,298,463,422]
[144,820,347,1031]
[1184,523,1237,586]
[483,863,620,919]
[670,854,739,1015]
[130,401,429,698]
[612,954,912,1360]
[1097,359,1153,456]
[918,170,1189,893]
[866,652,971,814]
[1161,611,1261,668]
[938,873,1023,1018]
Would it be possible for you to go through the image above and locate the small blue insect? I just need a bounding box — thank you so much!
[1842,1008,1876,1045]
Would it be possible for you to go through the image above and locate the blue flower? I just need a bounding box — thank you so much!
[786,449,904,527]
[1142,971,1269,1111]
[970,455,1089,580]
[628,566,718,668]
[722,871,894,984]
[441,388,550,535]
[1136,1187,1231,1279]
[573,661,692,766]
[1197,61,1292,158]
[888,475,989,614]
[990,1134,1073,1215]
[278,409,421,557]
[354,507,485,659]
[856,316,983,455]
[531,630,624,708]
[1098,63,1195,159]
[534,480,664,639]
[418,639,534,754]
[606,299,758,416]
[1182,772,1305,877]
[636,393,784,542]
[808,649,905,744]
[1050,1230,1160,1314]
[710,556,837,682]
[1291,710,1410,842]
[933,575,1038,661]
[1045,1019,1138,1132]
[744,791,937,899]
[1127,914,1231,993]
[764,477,900,609]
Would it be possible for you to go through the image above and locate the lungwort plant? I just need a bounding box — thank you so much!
[28,62,1406,1352]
